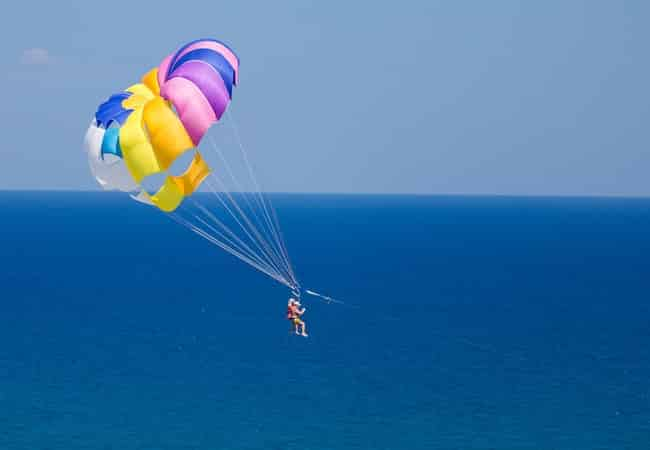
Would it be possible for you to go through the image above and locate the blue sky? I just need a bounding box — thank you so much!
[1,1,648,195]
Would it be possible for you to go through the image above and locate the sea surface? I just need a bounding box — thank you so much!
[0,192,649,449]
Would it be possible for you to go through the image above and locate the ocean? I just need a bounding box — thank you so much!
[0,192,648,449]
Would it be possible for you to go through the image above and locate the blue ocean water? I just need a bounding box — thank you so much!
[0,192,649,449]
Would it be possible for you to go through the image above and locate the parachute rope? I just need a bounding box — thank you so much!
[226,110,298,284]
[165,111,300,291]
[175,188,293,288]
[169,212,294,289]
[304,289,348,306]
[206,133,296,286]
[203,177,291,282]
[204,176,292,285]
[185,204,282,278]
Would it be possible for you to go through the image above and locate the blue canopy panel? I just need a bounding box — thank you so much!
[170,38,240,66]
[100,127,123,159]
[95,92,134,128]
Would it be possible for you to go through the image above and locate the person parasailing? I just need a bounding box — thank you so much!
[287,297,308,337]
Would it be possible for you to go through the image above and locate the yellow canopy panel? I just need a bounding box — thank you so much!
[119,107,161,183]
[143,97,194,170]
[144,152,211,212]
[125,82,156,100]
[141,68,160,96]
[148,177,185,212]
[170,152,211,196]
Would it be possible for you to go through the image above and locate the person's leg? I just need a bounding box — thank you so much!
[301,321,308,336]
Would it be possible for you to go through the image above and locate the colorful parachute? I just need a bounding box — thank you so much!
[84,39,240,212]
[83,39,347,306]
[84,39,303,292]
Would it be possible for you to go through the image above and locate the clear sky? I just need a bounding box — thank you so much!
[1,1,648,195]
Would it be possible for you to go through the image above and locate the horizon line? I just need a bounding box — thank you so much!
[0,189,648,200]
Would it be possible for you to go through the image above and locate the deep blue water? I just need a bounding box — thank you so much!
[0,192,649,449]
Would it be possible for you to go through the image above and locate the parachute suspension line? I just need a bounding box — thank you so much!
[181,200,282,280]
[169,212,285,286]
[206,139,298,286]
[187,198,274,271]
[225,110,298,286]
[206,134,273,240]
[190,182,286,281]
[164,109,299,291]
[168,212,293,289]
[268,197,297,287]
[205,134,296,288]
[199,161,288,279]
[204,135,294,285]
[174,201,276,277]
[202,175,294,286]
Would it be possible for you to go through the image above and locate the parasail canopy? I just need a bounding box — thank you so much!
[84,39,301,292]
[84,39,240,213]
